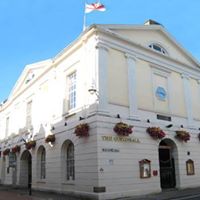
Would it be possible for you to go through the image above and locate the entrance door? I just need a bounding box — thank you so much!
[20,150,32,188]
[28,154,32,188]
[159,141,176,189]
[12,154,17,185]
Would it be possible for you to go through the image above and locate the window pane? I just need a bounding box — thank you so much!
[68,72,76,110]
[26,101,32,128]
[41,149,46,179]
[66,143,75,180]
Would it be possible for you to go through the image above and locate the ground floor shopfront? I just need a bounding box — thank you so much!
[0,115,200,200]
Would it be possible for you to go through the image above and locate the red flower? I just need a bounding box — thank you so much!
[147,127,166,139]
[176,131,190,142]
[3,148,10,156]
[113,122,133,136]
[25,140,36,150]
[75,123,89,137]
[12,145,21,153]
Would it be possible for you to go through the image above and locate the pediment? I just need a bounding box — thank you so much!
[98,25,200,68]
[9,59,52,99]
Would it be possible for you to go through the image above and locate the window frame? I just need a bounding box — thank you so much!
[26,100,32,128]
[37,146,46,180]
[5,116,9,138]
[40,148,46,179]
[68,72,77,110]
[66,142,75,181]
[148,43,168,55]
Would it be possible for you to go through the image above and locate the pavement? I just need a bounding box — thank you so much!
[0,185,200,200]
[124,187,200,200]
[0,185,76,200]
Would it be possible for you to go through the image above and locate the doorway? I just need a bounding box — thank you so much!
[159,139,177,189]
[19,150,32,188]
[1,157,6,183]
[11,153,17,185]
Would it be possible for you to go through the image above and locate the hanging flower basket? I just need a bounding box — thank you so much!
[3,148,10,156]
[175,130,190,142]
[74,123,89,137]
[45,134,56,143]
[146,127,166,139]
[12,145,21,153]
[113,122,133,136]
[25,140,36,150]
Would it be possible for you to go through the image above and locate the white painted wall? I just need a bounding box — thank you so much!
[0,24,200,200]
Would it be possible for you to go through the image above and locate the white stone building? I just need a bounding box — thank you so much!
[1,20,200,199]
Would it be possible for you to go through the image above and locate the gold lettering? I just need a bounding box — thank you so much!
[102,135,140,143]
[102,136,112,141]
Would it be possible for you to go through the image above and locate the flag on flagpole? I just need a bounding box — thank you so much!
[85,2,106,13]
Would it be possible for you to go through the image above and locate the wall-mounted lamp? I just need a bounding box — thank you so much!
[48,142,54,148]
[147,119,150,123]
[51,126,55,131]
[64,122,67,126]
[116,114,120,118]
[88,88,97,94]
[88,87,99,98]
[180,125,184,128]
[79,117,85,121]
[166,124,173,128]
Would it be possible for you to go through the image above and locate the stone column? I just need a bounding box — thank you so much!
[181,74,193,126]
[95,43,109,114]
[125,53,139,120]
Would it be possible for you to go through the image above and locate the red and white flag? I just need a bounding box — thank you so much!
[85,2,106,13]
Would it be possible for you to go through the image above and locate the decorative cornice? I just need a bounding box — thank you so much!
[95,42,109,52]
[124,53,137,61]
[181,73,190,80]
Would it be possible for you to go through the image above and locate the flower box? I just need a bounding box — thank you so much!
[12,145,21,153]
[3,148,10,156]
[113,122,133,136]
[45,134,56,143]
[175,130,190,142]
[146,127,166,139]
[25,140,36,150]
[75,123,89,137]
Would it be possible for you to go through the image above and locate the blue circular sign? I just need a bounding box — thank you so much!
[156,87,167,101]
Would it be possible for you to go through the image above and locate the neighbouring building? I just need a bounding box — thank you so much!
[1,20,200,200]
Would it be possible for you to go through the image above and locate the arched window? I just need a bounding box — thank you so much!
[37,146,46,179]
[61,140,75,181]
[67,142,74,180]
[148,43,168,55]
[41,148,46,179]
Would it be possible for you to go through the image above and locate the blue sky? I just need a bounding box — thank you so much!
[0,0,200,102]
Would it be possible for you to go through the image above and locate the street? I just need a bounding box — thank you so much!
[170,194,200,200]
[1,186,200,200]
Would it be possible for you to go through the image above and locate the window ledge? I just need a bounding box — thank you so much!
[36,180,46,184]
[63,107,83,119]
[62,181,75,185]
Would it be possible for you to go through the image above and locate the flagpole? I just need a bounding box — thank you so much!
[83,0,106,31]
